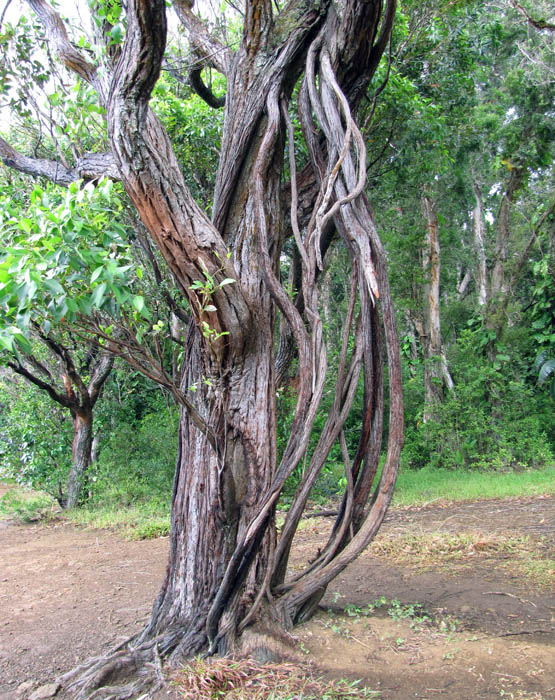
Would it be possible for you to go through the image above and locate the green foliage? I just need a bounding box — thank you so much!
[391,464,555,506]
[88,405,179,506]
[0,486,55,522]
[0,178,144,355]
[151,73,224,210]
[69,499,170,540]
[402,329,554,471]
[0,377,73,494]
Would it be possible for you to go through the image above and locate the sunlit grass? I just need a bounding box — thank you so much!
[0,485,57,522]
[371,531,554,588]
[68,500,170,539]
[391,465,555,506]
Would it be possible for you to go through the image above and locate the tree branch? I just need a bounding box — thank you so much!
[88,351,114,407]
[173,0,231,75]
[189,63,226,108]
[7,359,76,410]
[0,138,119,185]
[36,329,91,406]
[105,0,251,356]
[512,1,555,31]
[25,0,106,99]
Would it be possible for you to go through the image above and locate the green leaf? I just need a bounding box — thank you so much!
[91,266,104,283]
[92,282,107,308]
[219,278,236,287]
[110,23,123,44]
[43,278,65,296]
[0,333,14,352]
[132,295,145,314]
[13,332,32,354]
[19,218,33,234]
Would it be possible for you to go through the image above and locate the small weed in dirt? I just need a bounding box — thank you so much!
[0,487,56,522]
[342,598,460,634]
[510,551,554,588]
[172,657,379,699]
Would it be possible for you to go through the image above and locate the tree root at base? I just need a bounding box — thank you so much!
[58,631,187,700]
[57,620,304,700]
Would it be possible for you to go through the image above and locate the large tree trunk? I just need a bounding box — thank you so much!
[17,0,402,696]
[141,303,278,658]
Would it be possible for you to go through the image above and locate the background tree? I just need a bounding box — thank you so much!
[366,0,553,469]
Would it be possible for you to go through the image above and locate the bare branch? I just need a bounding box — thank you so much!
[173,0,231,75]
[25,0,106,99]
[7,359,76,410]
[189,63,226,108]
[0,137,119,185]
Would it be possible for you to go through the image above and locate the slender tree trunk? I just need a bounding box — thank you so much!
[421,193,454,421]
[66,408,93,509]
[472,182,488,307]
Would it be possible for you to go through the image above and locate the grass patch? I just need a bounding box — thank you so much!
[391,465,555,506]
[67,499,170,539]
[0,486,57,522]
[371,531,554,588]
[507,551,554,589]
[372,531,522,563]
[173,657,379,699]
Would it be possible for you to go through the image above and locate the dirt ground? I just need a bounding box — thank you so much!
[0,491,553,700]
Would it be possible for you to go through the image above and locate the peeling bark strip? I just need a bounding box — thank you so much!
[13,0,402,696]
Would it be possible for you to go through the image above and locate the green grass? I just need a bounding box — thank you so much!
[3,464,552,539]
[0,486,57,522]
[67,499,170,539]
[391,464,555,506]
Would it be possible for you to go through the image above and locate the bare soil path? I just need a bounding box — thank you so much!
[0,493,553,700]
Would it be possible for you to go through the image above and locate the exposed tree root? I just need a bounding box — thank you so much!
[58,631,184,699]
[58,620,303,700]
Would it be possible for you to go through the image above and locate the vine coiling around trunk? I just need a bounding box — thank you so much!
[8,1,402,698]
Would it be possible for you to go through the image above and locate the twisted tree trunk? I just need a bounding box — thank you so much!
[7,0,403,696]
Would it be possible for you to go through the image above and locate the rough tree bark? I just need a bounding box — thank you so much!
[3,0,402,695]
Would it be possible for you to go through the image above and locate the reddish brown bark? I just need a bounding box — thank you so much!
[8,0,403,695]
